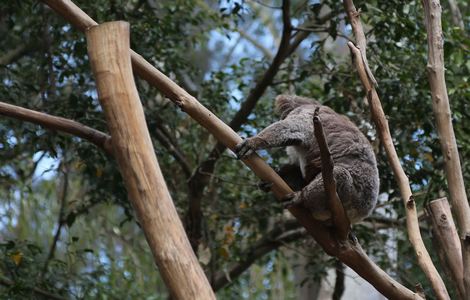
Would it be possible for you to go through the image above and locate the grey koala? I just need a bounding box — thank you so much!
[235,95,379,223]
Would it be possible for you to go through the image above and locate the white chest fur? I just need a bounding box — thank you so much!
[286,146,307,179]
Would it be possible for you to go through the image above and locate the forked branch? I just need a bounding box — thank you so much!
[343,1,449,297]
[347,35,449,300]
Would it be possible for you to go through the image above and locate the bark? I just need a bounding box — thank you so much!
[422,1,470,298]
[332,261,345,300]
[348,41,448,300]
[343,0,377,86]
[446,0,465,30]
[185,0,294,251]
[344,0,449,296]
[313,108,350,240]
[427,198,464,299]
[86,21,215,300]
[0,101,112,155]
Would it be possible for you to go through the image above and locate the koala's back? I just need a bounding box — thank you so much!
[287,104,379,220]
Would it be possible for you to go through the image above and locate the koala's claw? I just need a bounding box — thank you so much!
[234,140,254,159]
[281,192,303,209]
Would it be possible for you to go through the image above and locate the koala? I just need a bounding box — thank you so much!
[235,95,379,223]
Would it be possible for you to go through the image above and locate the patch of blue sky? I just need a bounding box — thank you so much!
[32,151,60,181]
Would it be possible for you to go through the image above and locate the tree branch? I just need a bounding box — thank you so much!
[154,128,192,177]
[344,1,450,297]
[185,0,295,251]
[0,99,191,181]
[237,29,274,59]
[422,1,470,298]
[0,101,112,155]
[347,35,449,300]
[426,197,464,299]
[227,0,292,132]
[343,0,377,86]
[40,161,69,280]
[212,220,304,291]
[446,0,465,30]
[0,276,67,300]
[0,43,32,66]
[313,107,351,241]
[333,260,345,300]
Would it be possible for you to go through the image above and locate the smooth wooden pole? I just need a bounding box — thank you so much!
[86,21,215,300]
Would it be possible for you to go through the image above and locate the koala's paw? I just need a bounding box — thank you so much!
[281,192,303,209]
[234,138,256,159]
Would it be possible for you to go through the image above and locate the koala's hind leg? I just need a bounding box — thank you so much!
[295,166,354,222]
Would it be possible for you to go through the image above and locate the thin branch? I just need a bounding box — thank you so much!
[343,0,377,86]
[154,128,192,177]
[446,0,465,30]
[313,107,351,240]
[249,0,282,10]
[0,101,112,155]
[344,1,449,297]
[288,9,335,46]
[347,39,449,300]
[40,161,69,280]
[237,29,274,59]
[212,220,304,291]
[332,260,345,300]
[0,276,67,300]
[185,0,295,251]
[422,1,470,299]
[227,0,292,132]
[292,25,327,33]
[0,43,32,66]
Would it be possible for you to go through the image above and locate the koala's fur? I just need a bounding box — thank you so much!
[235,95,379,223]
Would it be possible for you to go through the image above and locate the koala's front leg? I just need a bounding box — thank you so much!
[234,136,268,159]
[234,119,304,159]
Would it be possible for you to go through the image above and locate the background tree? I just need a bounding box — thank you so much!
[0,0,468,299]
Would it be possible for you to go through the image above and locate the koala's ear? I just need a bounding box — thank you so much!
[275,95,318,119]
[275,95,296,119]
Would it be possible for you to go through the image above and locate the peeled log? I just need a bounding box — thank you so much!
[86,21,215,300]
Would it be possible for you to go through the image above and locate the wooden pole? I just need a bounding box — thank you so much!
[86,21,215,300]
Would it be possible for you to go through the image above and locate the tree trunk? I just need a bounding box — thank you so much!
[86,21,215,300]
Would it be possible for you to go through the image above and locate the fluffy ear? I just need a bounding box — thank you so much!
[275,95,318,119]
